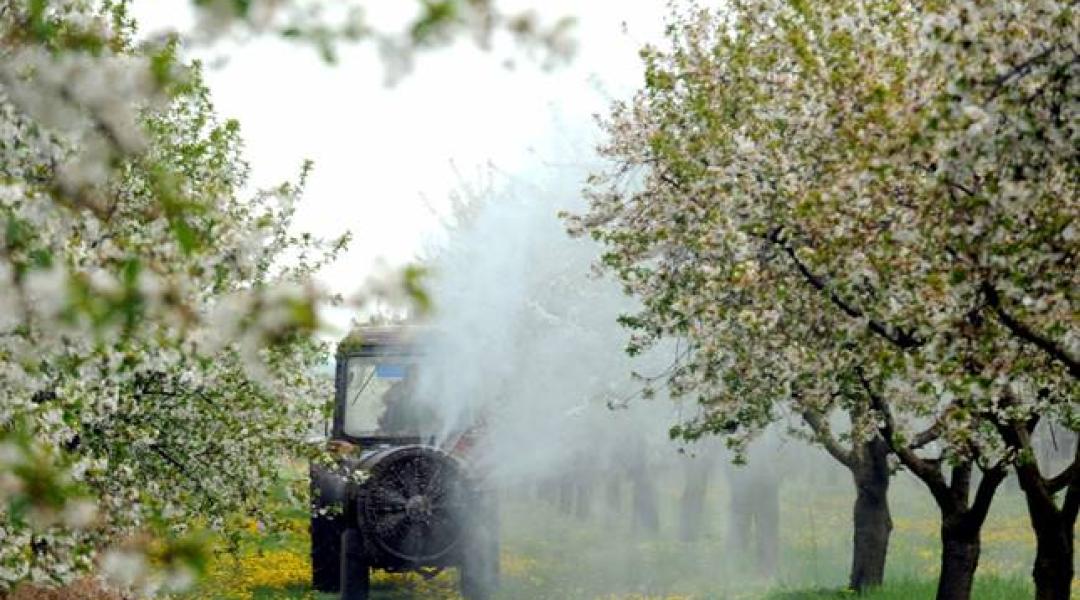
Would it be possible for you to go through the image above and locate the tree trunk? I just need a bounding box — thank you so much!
[1018,478,1076,600]
[604,474,622,518]
[849,438,892,592]
[936,520,980,600]
[631,471,660,533]
[801,412,895,591]
[627,444,659,534]
[680,455,713,541]
[557,474,573,514]
[755,477,780,578]
[1031,522,1074,600]
[725,461,781,577]
[727,486,752,553]
[574,479,592,520]
[1006,423,1078,600]
[868,389,1006,600]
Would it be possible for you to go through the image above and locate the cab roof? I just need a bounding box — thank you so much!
[337,324,427,357]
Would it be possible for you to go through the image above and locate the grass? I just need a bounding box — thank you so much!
[764,577,1034,599]
[183,460,1058,600]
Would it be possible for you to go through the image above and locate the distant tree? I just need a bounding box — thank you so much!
[678,445,716,542]
[569,2,1077,599]
[723,441,782,579]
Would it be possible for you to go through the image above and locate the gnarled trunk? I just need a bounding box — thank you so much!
[1018,474,1076,600]
[869,390,1007,600]
[936,519,981,600]
[928,464,1006,600]
[849,438,892,592]
[998,418,1078,600]
[1031,521,1073,600]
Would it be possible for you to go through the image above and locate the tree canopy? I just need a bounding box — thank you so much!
[570,1,1077,597]
[573,0,1076,478]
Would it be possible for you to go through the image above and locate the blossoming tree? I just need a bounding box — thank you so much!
[0,0,572,594]
[0,8,342,595]
[569,2,1077,599]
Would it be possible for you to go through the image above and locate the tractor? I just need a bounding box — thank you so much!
[309,326,498,599]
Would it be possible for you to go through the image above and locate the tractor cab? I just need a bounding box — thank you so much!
[309,325,498,600]
[333,325,432,445]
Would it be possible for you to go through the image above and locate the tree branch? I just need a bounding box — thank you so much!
[1047,441,1080,495]
[970,463,1007,523]
[990,412,1061,517]
[801,409,855,469]
[761,227,924,350]
[982,44,1061,99]
[1063,469,1079,525]
[982,281,1080,379]
[859,368,953,510]
[950,461,973,504]
[149,443,212,503]
[910,419,944,450]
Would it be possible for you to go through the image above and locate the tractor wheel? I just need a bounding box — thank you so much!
[310,507,342,592]
[340,528,371,600]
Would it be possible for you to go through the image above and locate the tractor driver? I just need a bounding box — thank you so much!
[377,366,433,434]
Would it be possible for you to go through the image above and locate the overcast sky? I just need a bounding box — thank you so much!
[132,2,668,327]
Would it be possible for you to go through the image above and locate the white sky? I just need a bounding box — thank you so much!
[132,2,669,327]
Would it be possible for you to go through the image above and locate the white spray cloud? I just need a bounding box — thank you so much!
[414,123,680,487]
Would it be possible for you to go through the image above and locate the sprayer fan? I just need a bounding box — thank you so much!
[359,446,467,562]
